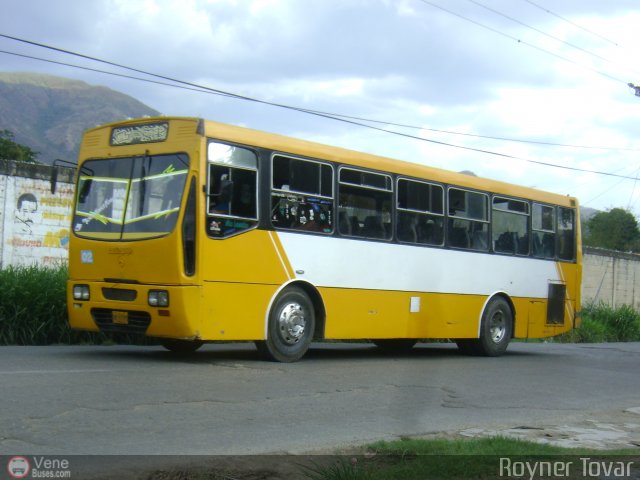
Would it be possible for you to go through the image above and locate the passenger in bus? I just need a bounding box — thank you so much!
[364,215,386,239]
[471,226,488,251]
[210,174,231,214]
[398,214,418,243]
[449,224,470,248]
[419,218,443,245]
[338,211,352,235]
[233,183,255,218]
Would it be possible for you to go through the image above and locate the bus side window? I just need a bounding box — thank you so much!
[557,207,576,261]
[532,203,556,259]
[206,141,258,238]
[447,188,489,251]
[396,179,444,246]
[271,155,334,234]
[492,197,530,256]
[338,168,392,240]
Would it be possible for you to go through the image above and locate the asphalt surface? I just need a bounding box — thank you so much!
[1,342,639,477]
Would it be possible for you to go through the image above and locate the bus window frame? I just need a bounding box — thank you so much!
[557,206,577,262]
[447,186,490,252]
[338,166,393,241]
[271,153,334,199]
[532,202,557,260]
[205,139,260,239]
[270,153,335,235]
[491,195,531,257]
[396,177,445,247]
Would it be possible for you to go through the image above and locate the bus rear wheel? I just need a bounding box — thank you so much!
[456,297,513,356]
[256,286,315,362]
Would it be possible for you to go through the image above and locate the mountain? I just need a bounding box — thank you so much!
[0,72,159,164]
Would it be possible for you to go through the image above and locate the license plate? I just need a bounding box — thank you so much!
[112,310,129,325]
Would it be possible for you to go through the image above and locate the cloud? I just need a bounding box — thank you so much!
[2,0,640,211]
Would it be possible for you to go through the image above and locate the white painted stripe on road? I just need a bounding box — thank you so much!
[0,369,115,375]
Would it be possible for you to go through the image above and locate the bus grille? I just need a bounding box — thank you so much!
[102,288,137,301]
[91,308,151,334]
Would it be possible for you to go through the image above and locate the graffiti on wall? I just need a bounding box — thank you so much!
[1,174,74,267]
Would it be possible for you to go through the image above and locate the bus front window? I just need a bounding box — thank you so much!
[73,153,189,240]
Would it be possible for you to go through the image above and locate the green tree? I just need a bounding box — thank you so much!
[0,129,39,163]
[584,208,640,252]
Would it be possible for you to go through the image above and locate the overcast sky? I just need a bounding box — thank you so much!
[2,0,640,213]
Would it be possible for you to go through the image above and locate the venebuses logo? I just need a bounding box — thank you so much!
[7,456,30,479]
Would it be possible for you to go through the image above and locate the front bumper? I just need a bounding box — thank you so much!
[67,281,202,339]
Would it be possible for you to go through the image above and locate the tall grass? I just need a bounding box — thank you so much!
[0,265,154,346]
[557,301,640,343]
[0,265,72,345]
[299,437,640,480]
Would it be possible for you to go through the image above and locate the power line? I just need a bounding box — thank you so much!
[5,45,638,152]
[415,0,627,85]
[323,111,640,152]
[0,49,224,98]
[467,0,640,79]
[1,33,639,181]
[522,0,622,48]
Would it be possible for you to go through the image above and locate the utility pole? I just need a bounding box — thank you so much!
[629,83,640,97]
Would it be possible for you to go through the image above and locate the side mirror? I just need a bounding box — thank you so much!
[50,166,59,194]
[50,158,78,194]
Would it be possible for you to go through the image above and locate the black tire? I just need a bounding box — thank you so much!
[161,339,204,354]
[373,339,417,351]
[475,297,513,356]
[256,286,315,363]
[455,297,513,356]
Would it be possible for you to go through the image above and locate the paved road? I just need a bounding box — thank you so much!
[1,342,639,458]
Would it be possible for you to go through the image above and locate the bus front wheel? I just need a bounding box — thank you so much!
[256,286,315,362]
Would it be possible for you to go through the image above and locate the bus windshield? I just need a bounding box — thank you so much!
[72,153,189,240]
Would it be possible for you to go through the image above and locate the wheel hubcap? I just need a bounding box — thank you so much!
[489,310,507,344]
[278,302,306,345]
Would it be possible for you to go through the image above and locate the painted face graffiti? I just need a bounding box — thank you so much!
[15,193,38,235]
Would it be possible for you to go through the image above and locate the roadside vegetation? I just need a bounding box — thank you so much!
[0,265,146,345]
[299,437,639,480]
[1,266,640,346]
[555,301,640,343]
[137,437,638,479]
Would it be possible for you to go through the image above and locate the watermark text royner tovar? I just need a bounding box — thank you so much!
[500,457,635,479]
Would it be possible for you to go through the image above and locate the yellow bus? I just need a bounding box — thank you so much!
[65,116,581,362]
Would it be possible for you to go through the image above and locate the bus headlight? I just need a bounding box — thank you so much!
[148,290,169,307]
[73,284,90,300]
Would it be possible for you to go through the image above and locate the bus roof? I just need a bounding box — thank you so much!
[201,118,577,208]
[86,116,578,208]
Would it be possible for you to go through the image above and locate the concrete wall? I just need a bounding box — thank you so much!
[1,159,639,308]
[582,246,640,309]
[0,159,75,268]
